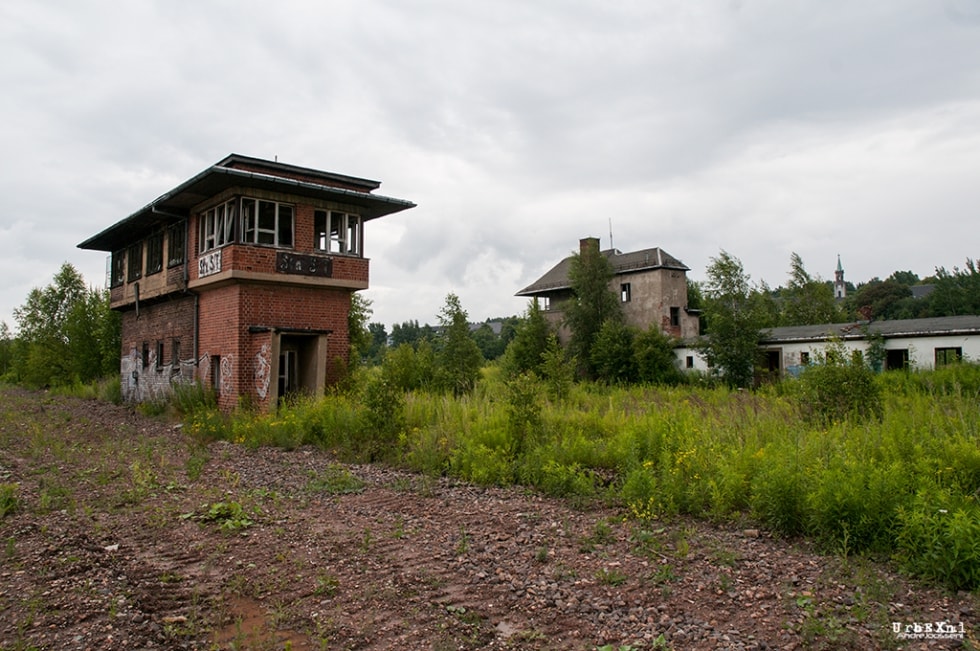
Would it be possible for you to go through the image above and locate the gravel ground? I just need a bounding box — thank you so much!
[0,386,975,650]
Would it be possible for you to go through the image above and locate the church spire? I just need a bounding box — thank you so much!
[834,255,846,299]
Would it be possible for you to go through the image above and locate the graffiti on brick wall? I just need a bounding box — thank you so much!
[121,347,194,403]
[255,343,271,399]
[220,355,234,396]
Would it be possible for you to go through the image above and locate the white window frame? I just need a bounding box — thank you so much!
[315,210,362,255]
[241,198,294,248]
[199,199,238,253]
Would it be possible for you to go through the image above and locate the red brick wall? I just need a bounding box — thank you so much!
[195,282,353,411]
[118,295,196,402]
[239,283,352,382]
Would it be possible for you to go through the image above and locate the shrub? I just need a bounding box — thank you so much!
[895,490,980,591]
[590,320,637,384]
[172,381,217,416]
[795,342,883,425]
[349,375,404,461]
[505,372,542,454]
[750,462,808,537]
[382,342,436,391]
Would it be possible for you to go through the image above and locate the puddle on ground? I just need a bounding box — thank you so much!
[212,596,311,649]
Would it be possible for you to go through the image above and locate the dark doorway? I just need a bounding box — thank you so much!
[278,334,323,403]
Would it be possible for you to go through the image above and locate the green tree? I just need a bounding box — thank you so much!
[633,325,681,385]
[780,253,840,326]
[0,322,13,379]
[849,279,913,320]
[590,320,637,384]
[564,240,622,378]
[348,292,373,369]
[390,320,433,348]
[698,250,765,388]
[750,281,781,329]
[502,299,551,377]
[366,322,388,364]
[472,322,506,360]
[435,293,483,395]
[12,262,117,387]
[539,334,574,401]
[928,259,980,317]
[382,341,436,391]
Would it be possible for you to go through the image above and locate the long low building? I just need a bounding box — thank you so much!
[675,315,980,376]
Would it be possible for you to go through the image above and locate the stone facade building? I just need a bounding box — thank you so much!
[516,237,700,342]
[79,154,414,411]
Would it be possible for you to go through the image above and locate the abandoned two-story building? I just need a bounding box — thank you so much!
[78,154,414,411]
[516,237,701,341]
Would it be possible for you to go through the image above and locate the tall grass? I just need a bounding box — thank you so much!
[182,363,980,590]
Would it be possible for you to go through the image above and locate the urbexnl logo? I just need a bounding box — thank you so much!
[892,620,965,640]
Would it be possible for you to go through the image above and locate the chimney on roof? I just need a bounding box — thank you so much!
[580,237,600,256]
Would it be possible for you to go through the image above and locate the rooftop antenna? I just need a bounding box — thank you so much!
[609,218,614,251]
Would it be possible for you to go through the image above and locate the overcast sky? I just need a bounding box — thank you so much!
[2,1,979,332]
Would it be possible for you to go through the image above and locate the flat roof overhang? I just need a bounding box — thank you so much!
[79,164,415,252]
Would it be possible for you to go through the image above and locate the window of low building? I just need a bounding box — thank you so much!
[199,199,237,252]
[142,342,150,369]
[935,347,962,367]
[146,232,164,275]
[686,356,694,369]
[167,222,186,267]
[621,283,631,303]
[314,210,362,255]
[127,242,143,282]
[800,351,810,365]
[242,198,293,247]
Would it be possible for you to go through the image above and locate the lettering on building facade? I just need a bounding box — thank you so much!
[276,252,333,278]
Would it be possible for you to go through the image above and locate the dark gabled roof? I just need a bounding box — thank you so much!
[759,315,980,345]
[516,246,689,296]
[78,154,416,252]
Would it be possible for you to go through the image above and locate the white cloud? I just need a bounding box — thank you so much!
[1,0,979,332]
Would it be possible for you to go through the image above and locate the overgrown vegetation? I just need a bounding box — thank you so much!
[174,358,980,591]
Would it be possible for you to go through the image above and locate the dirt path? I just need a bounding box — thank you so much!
[0,387,975,650]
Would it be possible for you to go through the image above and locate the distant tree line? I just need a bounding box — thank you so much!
[0,262,120,388]
[5,252,977,397]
